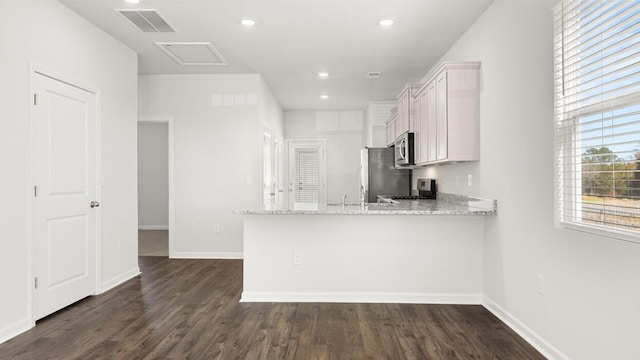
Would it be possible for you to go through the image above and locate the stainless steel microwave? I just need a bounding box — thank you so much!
[394,132,415,166]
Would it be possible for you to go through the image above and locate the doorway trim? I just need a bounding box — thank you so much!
[286,139,327,210]
[27,63,102,326]
[138,117,175,258]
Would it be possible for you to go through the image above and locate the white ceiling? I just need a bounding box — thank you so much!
[60,0,493,110]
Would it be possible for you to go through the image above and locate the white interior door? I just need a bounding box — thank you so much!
[287,140,326,210]
[32,72,98,320]
[263,125,275,209]
[274,139,283,208]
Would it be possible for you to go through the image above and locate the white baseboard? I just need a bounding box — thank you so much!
[171,252,243,259]
[240,291,482,304]
[98,267,141,294]
[138,225,169,230]
[0,317,32,345]
[482,296,568,360]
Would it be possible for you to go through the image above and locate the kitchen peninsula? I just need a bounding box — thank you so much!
[236,194,496,304]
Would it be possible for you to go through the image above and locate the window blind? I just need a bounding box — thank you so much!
[554,0,640,236]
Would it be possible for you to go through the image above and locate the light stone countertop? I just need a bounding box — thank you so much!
[235,193,497,216]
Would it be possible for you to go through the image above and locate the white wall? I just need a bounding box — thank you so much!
[243,214,483,303]
[259,77,284,141]
[413,2,640,359]
[366,101,397,147]
[137,122,169,229]
[0,0,138,343]
[259,78,285,207]
[138,74,282,258]
[284,111,364,204]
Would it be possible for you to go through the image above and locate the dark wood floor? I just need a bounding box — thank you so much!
[0,257,545,359]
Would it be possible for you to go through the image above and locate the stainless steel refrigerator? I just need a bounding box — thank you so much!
[360,147,411,203]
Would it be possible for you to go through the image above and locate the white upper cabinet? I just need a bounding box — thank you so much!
[426,81,437,162]
[385,113,398,147]
[412,92,422,165]
[414,61,480,165]
[396,84,421,136]
[435,71,448,161]
[394,109,403,139]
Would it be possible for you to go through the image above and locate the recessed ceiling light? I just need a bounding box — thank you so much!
[241,18,256,27]
[318,72,329,78]
[320,95,329,99]
[379,18,394,27]
[125,0,140,3]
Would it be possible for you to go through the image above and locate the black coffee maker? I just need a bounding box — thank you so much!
[417,178,437,199]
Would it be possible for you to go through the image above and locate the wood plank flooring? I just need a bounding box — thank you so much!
[0,257,545,359]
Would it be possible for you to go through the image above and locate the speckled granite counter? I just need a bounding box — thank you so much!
[235,193,496,215]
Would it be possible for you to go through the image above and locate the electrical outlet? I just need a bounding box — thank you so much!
[293,251,302,265]
[537,274,546,295]
[468,174,473,186]
[213,224,220,233]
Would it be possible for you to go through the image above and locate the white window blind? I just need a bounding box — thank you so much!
[554,0,640,237]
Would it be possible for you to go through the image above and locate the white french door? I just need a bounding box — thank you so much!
[31,72,98,320]
[263,125,276,209]
[287,140,326,210]
[274,139,283,207]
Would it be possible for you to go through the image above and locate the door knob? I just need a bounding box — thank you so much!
[90,201,100,208]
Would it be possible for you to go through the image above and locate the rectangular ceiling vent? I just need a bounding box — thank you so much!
[367,72,382,79]
[116,9,176,33]
[156,42,227,66]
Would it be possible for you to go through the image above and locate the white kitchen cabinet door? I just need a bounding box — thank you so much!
[385,114,397,147]
[435,71,448,161]
[394,111,402,138]
[412,94,422,165]
[396,84,421,136]
[444,64,480,162]
[426,81,437,162]
[418,89,429,165]
[391,113,399,145]
[399,91,410,134]
[397,94,405,134]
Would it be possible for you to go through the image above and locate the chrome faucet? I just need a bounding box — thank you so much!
[341,194,348,208]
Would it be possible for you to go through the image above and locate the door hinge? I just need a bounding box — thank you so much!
[34,93,37,106]
[34,185,38,197]
[34,277,38,289]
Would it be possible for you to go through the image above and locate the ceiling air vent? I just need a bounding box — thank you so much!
[367,72,382,79]
[156,42,227,66]
[116,9,176,33]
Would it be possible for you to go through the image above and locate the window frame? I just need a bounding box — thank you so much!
[554,0,640,244]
